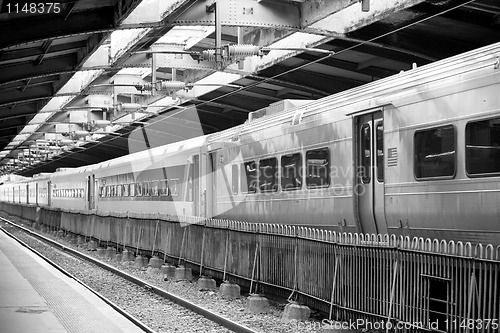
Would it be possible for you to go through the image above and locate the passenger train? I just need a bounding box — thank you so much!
[1,42,500,245]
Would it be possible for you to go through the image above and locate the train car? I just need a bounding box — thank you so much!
[208,41,500,245]
[89,135,211,216]
[48,167,89,211]
[1,42,499,245]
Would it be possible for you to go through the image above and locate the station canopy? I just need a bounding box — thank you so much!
[0,0,499,176]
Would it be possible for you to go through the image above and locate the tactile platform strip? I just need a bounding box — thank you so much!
[0,235,127,333]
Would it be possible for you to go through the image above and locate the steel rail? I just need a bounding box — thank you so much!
[0,221,157,333]
[0,216,259,333]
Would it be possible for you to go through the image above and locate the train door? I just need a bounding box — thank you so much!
[208,152,217,218]
[199,152,210,218]
[193,155,200,216]
[47,181,52,207]
[87,174,95,210]
[355,111,387,235]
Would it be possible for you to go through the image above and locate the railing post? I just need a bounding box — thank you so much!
[329,254,340,321]
[223,231,230,281]
[386,258,399,333]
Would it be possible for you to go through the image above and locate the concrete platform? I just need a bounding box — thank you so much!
[0,229,144,333]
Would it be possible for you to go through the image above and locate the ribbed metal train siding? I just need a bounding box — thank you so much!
[3,203,499,331]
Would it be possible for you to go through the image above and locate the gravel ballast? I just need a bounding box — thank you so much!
[0,217,345,333]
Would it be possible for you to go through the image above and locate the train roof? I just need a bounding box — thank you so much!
[208,41,500,144]
[47,135,209,179]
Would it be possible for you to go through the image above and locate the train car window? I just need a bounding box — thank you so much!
[259,158,278,192]
[170,179,179,196]
[130,183,135,196]
[152,181,159,196]
[136,183,143,196]
[241,161,257,193]
[117,185,122,197]
[466,117,500,176]
[123,184,129,197]
[281,153,302,191]
[414,125,456,179]
[231,165,239,194]
[159,180,169,196]
[306,148,330,188]
[143,181,151,196]
[360,124,371,183]
[376,122,384,182]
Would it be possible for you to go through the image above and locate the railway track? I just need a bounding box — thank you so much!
[0,216,259,333]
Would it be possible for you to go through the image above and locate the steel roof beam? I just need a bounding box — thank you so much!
[0,85,54,106]
[293,52,398,79]
[245,74,331,98]
[0,117,35,131]
[1,76,60,92]
[169,0,300,28]
[261,64,365,94]
[0,128,18,140]
[0,104,38,121]
[326,38,436,63]
[300,0,358,26]
[0,41,87,63]
[0,7,116,49]
[303,0,426,35]
[189,98,251,114]
[34,40,54,66]
[0,54,77,86]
